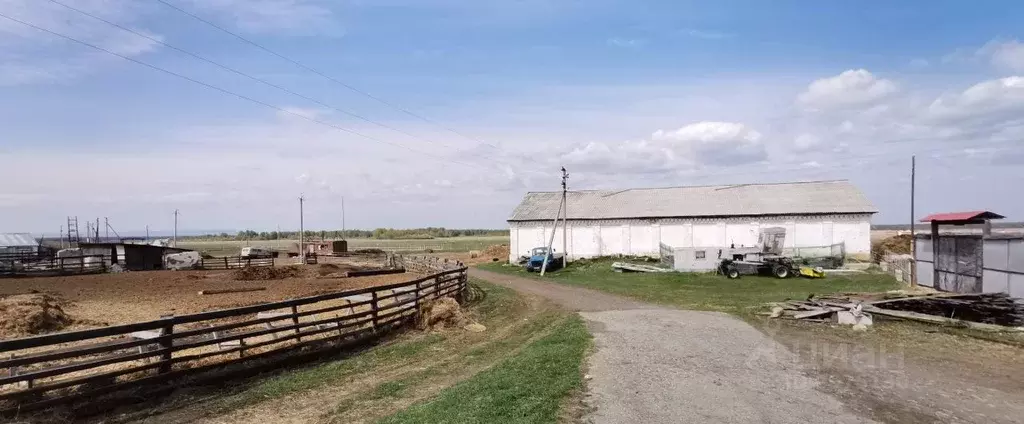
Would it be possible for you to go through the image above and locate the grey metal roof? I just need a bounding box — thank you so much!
[508,180,877,221]
[0,233,37,247]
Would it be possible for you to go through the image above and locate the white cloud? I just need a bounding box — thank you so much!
[927,76,1024,122]
[797,69,897,111]
[561,121,766,176]
[0,1,161,86]
[977,39,1024,72]
[793,134,820,151]
[607,37,645,48]
[651,121,764,160]
[183,0,339,35]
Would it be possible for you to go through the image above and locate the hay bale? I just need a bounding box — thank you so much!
[416,297,466,330]
[481,244,510,261]
[0,294,73,338]
[872,234,913,262]
[464,323,486,332]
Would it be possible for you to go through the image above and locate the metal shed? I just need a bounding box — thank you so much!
[0,233,38,255]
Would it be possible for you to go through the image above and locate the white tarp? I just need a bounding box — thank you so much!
[164,251,201,270]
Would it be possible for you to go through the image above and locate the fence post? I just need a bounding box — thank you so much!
[371,291,379,332]
[291,304,301,341]
[434,275,441,299]
[458,270,468,304]
[224,257,229,269]
[414,281,421,313]
[159,318,174,374]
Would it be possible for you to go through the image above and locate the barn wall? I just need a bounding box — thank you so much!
[509,213,872,262]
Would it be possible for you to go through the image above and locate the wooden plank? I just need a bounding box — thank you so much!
[0,345,167,386]
[0,337,157,369]
[792,308,841,320]
[198,287,267,295]
[866,292,1005,306]
[863,306,1024,332]
[0,319,167,351]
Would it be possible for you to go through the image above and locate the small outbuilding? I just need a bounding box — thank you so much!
[78,242,193,271]
[914,211,1024,295]
[0,233,38,255]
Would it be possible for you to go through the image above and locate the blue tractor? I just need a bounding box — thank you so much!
[525,247,565,272]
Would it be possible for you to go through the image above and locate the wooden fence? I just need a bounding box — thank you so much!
[0,254,108,278]
[0,266,468,414]
[196,256,275,270]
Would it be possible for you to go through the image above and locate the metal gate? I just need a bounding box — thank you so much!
[934,235,983,293]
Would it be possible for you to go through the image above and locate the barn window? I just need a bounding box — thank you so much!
[695,250,706,259]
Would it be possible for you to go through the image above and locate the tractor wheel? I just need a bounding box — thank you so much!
[772,265,791,279]
[724,266,740,279]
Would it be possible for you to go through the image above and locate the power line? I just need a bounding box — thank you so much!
[46,0,484,157]
[152,0,502,151]
[0,10,483,170]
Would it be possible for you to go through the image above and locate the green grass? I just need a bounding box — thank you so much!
[178,236,509,256]
[478,258,903,315]
[377,316,591,424]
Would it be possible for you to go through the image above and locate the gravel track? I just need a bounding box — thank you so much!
[470,268,874,424]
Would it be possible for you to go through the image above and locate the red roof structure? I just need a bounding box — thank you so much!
[919,211,1005,223]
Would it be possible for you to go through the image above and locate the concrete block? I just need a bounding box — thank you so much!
[833,311,873,326]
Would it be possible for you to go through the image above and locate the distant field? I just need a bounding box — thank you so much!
[178,236,510,257]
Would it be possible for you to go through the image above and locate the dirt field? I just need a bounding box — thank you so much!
[0,261,419,330]
[178,236,509,257]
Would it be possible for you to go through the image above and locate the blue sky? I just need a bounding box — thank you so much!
[2,0,1023,234]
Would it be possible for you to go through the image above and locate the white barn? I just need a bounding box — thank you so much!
[507,180,877,262]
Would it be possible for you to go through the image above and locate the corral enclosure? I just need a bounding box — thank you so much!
[0,255,468,415]
[0,255,411,332]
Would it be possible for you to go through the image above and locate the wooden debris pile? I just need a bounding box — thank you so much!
[767,292,1024,332]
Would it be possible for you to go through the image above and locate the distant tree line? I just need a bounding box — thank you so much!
[183,228,508,241]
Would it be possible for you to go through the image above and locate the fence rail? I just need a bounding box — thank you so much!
[0,264,468,414]
[0,255,108,278]
[196,256,274,270]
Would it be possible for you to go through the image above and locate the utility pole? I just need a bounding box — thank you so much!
[910,155,917,287]
[95,218,100,241]
[299,194,306,264]
[540,194,565,277]
[59,225,64,249]
[146,225,150,241]
[561,167,569,268]
[341,196,346,240]
[104,217,109,240]
[173,209,179,248]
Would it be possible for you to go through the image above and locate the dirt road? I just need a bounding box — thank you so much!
[470,268,874,424]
